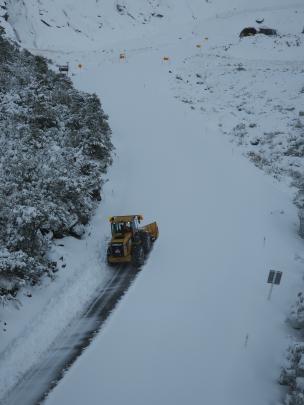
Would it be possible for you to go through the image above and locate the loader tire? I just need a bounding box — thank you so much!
[141,232,152,254]
[132,245,145,268]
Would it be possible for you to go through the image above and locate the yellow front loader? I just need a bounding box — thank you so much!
[107,215,159,267]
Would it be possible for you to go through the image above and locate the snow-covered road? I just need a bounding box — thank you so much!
[3,266,140,405]
[42,15,303,404]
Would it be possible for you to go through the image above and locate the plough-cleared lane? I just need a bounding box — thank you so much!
[3,266,140,405]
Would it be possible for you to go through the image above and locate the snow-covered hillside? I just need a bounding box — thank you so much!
[1,1,304,404]
[171,6,304,209]
[4,0,202,50]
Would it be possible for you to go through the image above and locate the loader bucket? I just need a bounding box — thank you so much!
[143,222,159,241]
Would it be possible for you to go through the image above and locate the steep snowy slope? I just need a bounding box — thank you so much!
[1,1,304,404]
[5,0,201,50]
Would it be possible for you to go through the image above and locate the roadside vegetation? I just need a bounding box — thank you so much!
[0,28,112,301]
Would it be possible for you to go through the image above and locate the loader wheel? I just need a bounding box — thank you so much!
[141,232,152,254]
[132,245,145,268]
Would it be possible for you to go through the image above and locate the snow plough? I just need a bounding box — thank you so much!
[107,215,159,267]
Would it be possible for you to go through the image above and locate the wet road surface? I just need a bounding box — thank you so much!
[3,266,140,405]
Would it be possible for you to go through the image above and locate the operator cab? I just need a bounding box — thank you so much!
[109,215,143,237]
[111,221,132,236]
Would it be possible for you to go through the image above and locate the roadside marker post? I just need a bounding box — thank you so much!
[267,270,282,301]
[244,333,249,348]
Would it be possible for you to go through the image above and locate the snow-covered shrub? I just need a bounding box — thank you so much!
[285,391,304,405]
[280,344,304,404]
[288,293,304,329]
[0,29,112,295]
[281,300,304,404]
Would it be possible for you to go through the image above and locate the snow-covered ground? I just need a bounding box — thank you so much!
[1,1,304,404]
[0,207,113,400]
[171,6,304,202]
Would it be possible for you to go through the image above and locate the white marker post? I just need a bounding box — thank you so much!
[267,270,282,301]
